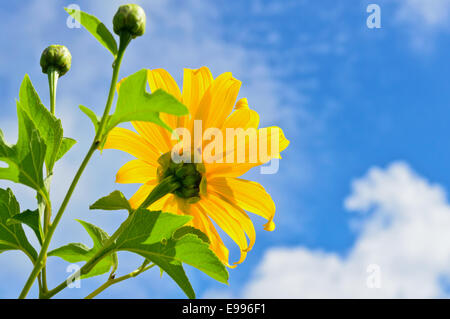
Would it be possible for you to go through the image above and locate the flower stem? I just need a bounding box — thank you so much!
[40,67,58,295]
[18,37,130,299]
[85,262,155,299]
[47,67,59,115]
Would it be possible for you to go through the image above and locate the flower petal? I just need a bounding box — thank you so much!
[131,121,173,155]
[191,204,230,266]
[182,67,214,127]
[206,126,289,177]
[147,69,182,131]
[208,177,276,231]
[103,127,160,163]
[223,98,260,130]
[147,69,182,100]
[197,197,248,263]
[223,108,260,131]
[116,159,157,184]
[206,192,256,265]
[194,72,241,130]
[162,194,182,215]
[208,192,256,253]
[129,182,157,209]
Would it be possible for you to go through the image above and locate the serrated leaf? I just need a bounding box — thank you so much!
[48,220,118,279]
[90,190,132,213]
[0,188,37,261]
[113,209,228,298]
[79,105,100,134]
[103,69,189,138]
[56,137,77,162]
[18,74,64,172]
[65,8,118,56]
[0,109,47,194]
[7,209,43,245]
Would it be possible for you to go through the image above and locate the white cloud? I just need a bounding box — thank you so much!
[394,0,450,51]
[242,162,450,298]
[396,0,450,28]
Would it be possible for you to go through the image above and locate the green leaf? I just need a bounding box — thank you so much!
[65,8,118,56]
[0,109,47,193]
[103,69,189,137]
[90,190,132,213]
[48,220,118,279]
[7,209,43,245]
[114,209,228,298]
[79,105,100,134]
[18,74,64,172]
[55,137,77,162]
[173,226,210,244]
[115,209,192,248]
[0,188,37,261]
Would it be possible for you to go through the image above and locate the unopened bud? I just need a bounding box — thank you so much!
[40,45,72,76]
[113,4,146,38]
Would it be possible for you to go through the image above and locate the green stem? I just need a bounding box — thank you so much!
[85,263,155,299]
[94,32,131,143]
[139,176,180,210]
[18,37,131,300]
[47,67,59,115]
[39,67,58,296]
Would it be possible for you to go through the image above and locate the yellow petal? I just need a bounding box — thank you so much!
[258,126,290,162]
[208,177,276,231]
[209,192,256,252]
[103,127,160,163]
[129,183,174,211]
[162,194,181,215]
[205,162,256,178]
[129,182,157,209]
[223,108,260,130]
[132,121,173,154]
[235,98,249,110]
[197,197,248,262]
[194,72,241,130]
[182,67,213,128]
[191,205,231,267]
[147,69,182,132]
[207,192,256,265]
[205,126,289,177]
[116,159,157,184]
[147,69,182,100]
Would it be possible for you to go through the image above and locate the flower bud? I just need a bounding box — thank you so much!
[113,4,146,38]
[40,45,72,76]
[157,152,204,201]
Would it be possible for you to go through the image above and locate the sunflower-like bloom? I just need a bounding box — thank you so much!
[104,67,289,267]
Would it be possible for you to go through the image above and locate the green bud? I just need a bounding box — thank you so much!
[113,4,146,38]
[40,45,72,76]
[176,187,199,199]
[182,175,200,188]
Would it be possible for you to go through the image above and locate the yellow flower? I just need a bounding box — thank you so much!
[104,67,289,267]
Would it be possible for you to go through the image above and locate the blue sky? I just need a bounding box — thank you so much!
[1,0,450,298]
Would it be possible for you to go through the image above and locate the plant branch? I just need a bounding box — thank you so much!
[18,39,129,300]
[85,262,155,299]
[41,180,172,299]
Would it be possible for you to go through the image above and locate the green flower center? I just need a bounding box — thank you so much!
[157,153,206,204]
